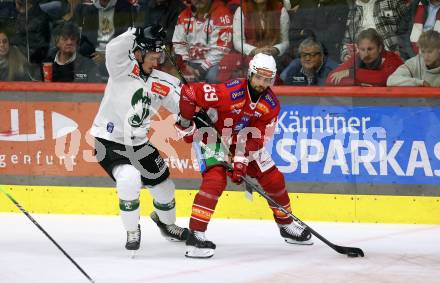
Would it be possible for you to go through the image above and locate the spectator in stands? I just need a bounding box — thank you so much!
[286,0,348,64]
[39,0,69,20]
[283,0,320,12]
[61,0,81,22]
[340,0,407,62]
[73,0,135,79]
[0,0,17,24]
[0,26,40,81]
[45,21,98,82]
[233,0,289,58]
[9,0,51,64]
[327,28,403,86]
[397,0,440,60]
[281,37,337,85]
[172,0,232,83]
[138,0,186,45]
[388,30,440,86]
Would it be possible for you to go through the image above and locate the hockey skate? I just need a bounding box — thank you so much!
[150,211,189,241]
[125,224,141,257]
[185,230,216,259]
[279,222,313,245]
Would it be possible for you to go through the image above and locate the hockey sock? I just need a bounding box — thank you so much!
[119,199,140,231]
[153,198,176,225]
[148,179,176,225]
[258,167,292,225]
[189,191,219,232]
[113,164,142,231]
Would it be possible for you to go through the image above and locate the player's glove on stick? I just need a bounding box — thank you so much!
[228,156,248,184]
[174,116,196,143]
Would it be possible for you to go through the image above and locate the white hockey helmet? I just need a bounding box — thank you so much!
[248,53,277,84]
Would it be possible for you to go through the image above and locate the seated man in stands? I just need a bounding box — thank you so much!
[388,30,440,87]
[46,21,98,82]
[281,37,337,85]
[172,0,232,83]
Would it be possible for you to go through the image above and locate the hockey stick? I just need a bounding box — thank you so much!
[0,188,95,282]
[161,45,190,85]
[193,114,365,257]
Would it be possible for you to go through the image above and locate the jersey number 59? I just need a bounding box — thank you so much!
[203,84,218,102]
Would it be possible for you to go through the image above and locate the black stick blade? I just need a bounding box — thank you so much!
[335,245,365,257]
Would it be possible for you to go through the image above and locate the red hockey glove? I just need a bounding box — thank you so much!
[228,156,248,185]
[174,117,196,143]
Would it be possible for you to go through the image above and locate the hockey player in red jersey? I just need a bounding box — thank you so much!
[175,53,313,258]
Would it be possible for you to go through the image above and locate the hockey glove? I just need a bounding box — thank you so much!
[228,156,248,185]
[174,115,196,143]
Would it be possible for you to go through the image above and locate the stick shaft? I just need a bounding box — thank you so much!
[1,189,95,282]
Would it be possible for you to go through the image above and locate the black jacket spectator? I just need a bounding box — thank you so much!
[137,0,186,44]
[50,53,99,82]
[0,1,16,24]
[9,0,51,64]
[287,0,348,63]
[73,0,134,58]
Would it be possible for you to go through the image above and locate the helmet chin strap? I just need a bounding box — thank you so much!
[134,49,150,80]
[247,79,265,103]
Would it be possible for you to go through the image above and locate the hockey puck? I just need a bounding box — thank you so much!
[347,252,359,257]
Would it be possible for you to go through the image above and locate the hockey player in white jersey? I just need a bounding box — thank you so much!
[90,25,189,253]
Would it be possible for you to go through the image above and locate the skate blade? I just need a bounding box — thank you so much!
[284,238,314,245]
[130,250,138,258]
[185,246,215,258]
[164,235,185,242]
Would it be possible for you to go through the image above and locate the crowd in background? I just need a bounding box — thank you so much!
[0,0,439,86]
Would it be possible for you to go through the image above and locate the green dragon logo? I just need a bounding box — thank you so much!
[128,88,151,128]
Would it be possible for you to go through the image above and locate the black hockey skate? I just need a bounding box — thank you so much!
[185,230,216,259]
[125,224,141,250]
[279,222,313,245]
[150,211,189,241]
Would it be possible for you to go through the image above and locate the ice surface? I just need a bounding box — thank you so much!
[1,214,439,283]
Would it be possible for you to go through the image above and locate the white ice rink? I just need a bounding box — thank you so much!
[1,213,439,283]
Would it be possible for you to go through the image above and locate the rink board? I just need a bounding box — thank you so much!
[1,83,440,224]
[1,185,439,224]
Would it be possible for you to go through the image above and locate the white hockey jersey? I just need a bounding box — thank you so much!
[172,0,232,70]
[91,28,181,146]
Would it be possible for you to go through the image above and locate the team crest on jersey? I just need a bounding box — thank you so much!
[230,88,245,101]
[183,18,194,32]
[263,93,277,109]
[217,28,232,47]
[254,112,262,118]
[152,82,170,97]
[128,88,151,128]
[225,79,240,88]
